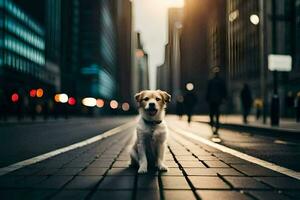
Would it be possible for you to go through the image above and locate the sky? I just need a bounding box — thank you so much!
[133,0,184,89]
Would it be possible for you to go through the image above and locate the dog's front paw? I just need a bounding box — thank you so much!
[157,163,169,172]
[138,165,148,174]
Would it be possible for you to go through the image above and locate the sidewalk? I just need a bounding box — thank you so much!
[193,115,300,135]
[0,123,300,199]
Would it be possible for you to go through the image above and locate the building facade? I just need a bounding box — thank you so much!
[180,0,215,113]
[116,0,133,106]
[227,0,261,112]
[156,44,170,93]
[227,0,300,117]
[156,7,183,112]
[167,8,183,110]
[60,0,118,100]
[132,32,149,94]
[0,0,59,102]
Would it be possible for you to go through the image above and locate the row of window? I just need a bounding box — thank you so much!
[2,51,56,83]
[4,17,45,50]
[3,35,45,65]
[0,0,44,35]
[99,68,115,99]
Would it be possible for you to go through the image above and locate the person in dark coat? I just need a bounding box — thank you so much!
[206,67,227,134]
[240,84,253,123]
[183,85,198,123]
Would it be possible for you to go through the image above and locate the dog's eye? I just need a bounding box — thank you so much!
[156,98,161,101]
[143,97,149,101]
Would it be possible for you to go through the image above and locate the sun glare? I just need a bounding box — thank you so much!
[166,0,184,7]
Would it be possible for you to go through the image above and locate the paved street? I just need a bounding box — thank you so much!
[0,117,134,167]
[0,116,300,199]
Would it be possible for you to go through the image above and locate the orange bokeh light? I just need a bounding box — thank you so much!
[96,99,105,108]
[54,94,60,102]
[36,88,44,98]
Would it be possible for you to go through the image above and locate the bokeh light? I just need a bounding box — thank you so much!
[110,100,118,109]
[11,93,19,103]
[186,83,194,91]
[122,102,130,111]
[59,93,68,103]
[29,89,36,97]
[68,97,76,106]
[250,14,259,25]
[96,99,105,108]
[36,88,44,98]
[54,94,60,103]
[82,97,96,107]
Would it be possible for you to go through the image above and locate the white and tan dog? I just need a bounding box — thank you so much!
[130,90,171,174]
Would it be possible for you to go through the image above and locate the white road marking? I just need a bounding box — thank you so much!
[0,121,135,176]
[168,124,300,180]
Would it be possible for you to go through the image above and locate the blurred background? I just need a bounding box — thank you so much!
[0,0,299,123]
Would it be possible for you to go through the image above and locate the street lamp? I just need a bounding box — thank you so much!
[250,14,260,25]
[186,83,194,91]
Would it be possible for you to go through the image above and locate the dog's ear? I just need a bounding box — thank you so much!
[134,91,144,102]
[158,90,171,103]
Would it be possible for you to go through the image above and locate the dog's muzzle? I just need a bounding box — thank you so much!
[146,103,158,116]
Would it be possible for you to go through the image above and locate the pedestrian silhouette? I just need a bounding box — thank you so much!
[183,85,197,123]
[206,67,227,134]
[176,95,184,119]
[240,83,253,124]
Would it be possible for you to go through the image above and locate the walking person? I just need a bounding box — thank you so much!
[240,84,253,124]
[206,67,227,134]
[183,84,197,123]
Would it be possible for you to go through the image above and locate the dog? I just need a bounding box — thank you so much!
[130,90,171,174]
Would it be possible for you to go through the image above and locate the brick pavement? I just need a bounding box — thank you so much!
[0,125,300,200]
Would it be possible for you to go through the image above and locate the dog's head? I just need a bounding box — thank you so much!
[135,90,171,120]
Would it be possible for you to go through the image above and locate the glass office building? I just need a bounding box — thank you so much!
[0,0,58,93]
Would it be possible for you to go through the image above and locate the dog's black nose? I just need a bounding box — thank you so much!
[149,103,155,108]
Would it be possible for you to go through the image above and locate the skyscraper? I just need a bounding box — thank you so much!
[0,0,59,97]
[180,0,214,113]
[132,32,149,94]
[61,0,118,100]
[156,8,183,111]
[116,0,133,105]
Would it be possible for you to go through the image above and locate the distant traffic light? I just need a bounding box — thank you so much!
[11,93,19,103]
